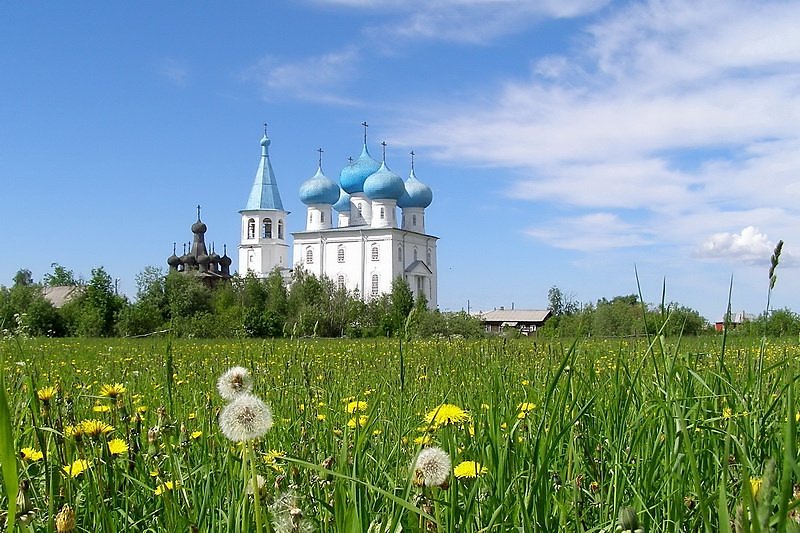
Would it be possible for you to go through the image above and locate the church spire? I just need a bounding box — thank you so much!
[243,124,284,211]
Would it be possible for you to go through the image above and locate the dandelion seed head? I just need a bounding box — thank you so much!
[219,393,273,442]
[217,366,253,400]
[413,446,451,488]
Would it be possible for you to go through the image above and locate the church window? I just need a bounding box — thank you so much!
[398,245,402,262]
[247,219,256,239]
[309,213,313,223]
[337,275,345,291]
[337,247,345,263]
[371,246,379,261]
[414,247,418,261]
[357,204,363,216]
[306,248,313,264]
[263,218,272,238]
[426,248,431,265]
[380,207,385,219]
[278,220,284,239]
[321,212,325,223]
[371,274,379,296]
[412,214,417,226]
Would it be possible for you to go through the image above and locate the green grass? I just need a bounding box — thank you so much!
[1,335,798,532]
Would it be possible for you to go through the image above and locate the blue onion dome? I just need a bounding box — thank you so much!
[397,168,433,209]
[333,188,351,213]
[300,166,340,205]
[363,161,406,200]
[339,144,380,194]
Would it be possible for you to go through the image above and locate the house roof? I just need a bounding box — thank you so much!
[479,309,551,324]
[42,286,84,308]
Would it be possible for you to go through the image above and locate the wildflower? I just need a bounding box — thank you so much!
[107,438,128,456]
[78,419,114,437]
[722,407,733,420]
[413,434,432,445]
[413,446,451,488]
[270,491,314,533]
[37,385,57,402]
[347,415,368,428]
[62,459,91,478]
[749,477,762,500]
[92,404,111,413]
[346,400,368,413]
[155,480,180,495]
[454,461,488,479]
[316,413,326,421]
[20,447,43,462]
[246,474,267,496]
[190,430,203,440]
[99,383,127,398]
[55,503,76,533]
[517,402,536,419]
[219,393,273,442]
[216,366,253,400]
[424,403,471,428]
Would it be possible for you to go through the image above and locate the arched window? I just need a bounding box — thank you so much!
[263,218,272,238]
[371,246,379,261]
[413,247,418,261]
[371,274,379,296]
[412,214,417,226]
[380,207,385,219]
[278,220,284,239]
[426,248,431,265]
[398,245,402,262]
[321,211,325,223]
[306,247,313,264]
[337,275,345,291]
[309,213,313,223]
[357,204,363,216]
[337,247,345,263]
[247,218,256,239]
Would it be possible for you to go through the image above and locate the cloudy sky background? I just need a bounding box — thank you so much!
[2,0,799,320]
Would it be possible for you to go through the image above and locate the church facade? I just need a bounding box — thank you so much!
[238,126,438,308]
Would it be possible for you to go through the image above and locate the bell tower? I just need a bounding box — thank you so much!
[238,125,290,276]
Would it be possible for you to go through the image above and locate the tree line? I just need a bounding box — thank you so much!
[0,265,483,339]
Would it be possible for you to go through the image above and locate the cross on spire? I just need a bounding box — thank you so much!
[410,149,416,172]
[362,121,368,144]
[317,147,324,168]
[381,141,387,162]
[196,204,202,220]
[263,122,268,136]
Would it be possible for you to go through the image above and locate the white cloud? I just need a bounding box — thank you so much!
[524,212,653,251]
[242,48,361,105]
[696,226,774,265]
[388,0,800,255]
[159,58,189,86]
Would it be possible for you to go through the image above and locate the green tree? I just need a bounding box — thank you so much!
[390,277,415,336]
[42,263,80,286]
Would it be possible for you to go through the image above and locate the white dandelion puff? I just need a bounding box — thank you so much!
[413,446,451,488]
[217,366,254,400]
[219,393,273,442]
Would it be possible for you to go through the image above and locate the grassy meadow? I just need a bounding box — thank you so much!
[1,334,799,532]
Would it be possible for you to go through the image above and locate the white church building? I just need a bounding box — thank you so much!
[238,125,438,308]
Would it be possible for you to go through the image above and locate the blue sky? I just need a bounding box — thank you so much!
[2,0,799,321]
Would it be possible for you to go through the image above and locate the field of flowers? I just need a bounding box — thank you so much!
[1,334,799,532]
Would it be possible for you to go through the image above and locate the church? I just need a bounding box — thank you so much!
[238,124,438,308]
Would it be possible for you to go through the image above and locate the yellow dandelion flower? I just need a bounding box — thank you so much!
[107,438,128,456]
[454,461,488,479]
[187,412,196,420]
[78,419,114,437]
[92,404,111,413]
[346,400,368,414]
[517,402,536,419]
[37,386,58,402]
[521,379,530,386]
[722,407,733,420]
[424,404,471,428]
[20,447,43,462]
[99,383,126,398]
[190,430,203,439]
[155,480,179,495]
[749,477,762,500]
[136,406,148,414]
[316,414,326,421]
[347,415,369,428]
[62,459,91,478]
[413,434,432,445]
